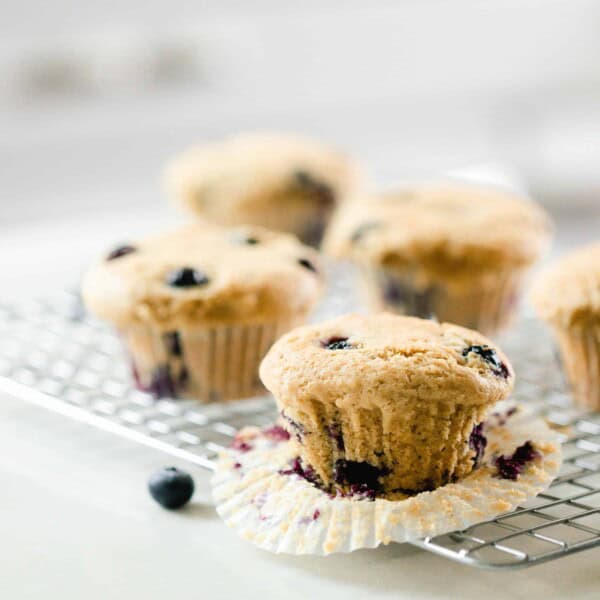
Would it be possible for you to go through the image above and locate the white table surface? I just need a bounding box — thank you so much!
[2,208,600,600]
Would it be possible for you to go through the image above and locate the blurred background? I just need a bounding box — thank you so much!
[2,0,599,288]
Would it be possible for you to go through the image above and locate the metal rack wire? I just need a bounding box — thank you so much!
[1,290,599,569]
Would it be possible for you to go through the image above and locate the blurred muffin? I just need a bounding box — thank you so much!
[164,132,364,247]
[260,313,514,496]
[325,183,552,334]
[531,242,600,410]
[82,223,323,402]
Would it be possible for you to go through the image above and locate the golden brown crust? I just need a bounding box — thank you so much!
[260,313,514,408]
[531,242,600,328]
[164,132,364,224]
[82,223,323,329]
[324,183,552,280]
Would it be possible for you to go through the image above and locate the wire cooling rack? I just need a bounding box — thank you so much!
[1,288,599,569]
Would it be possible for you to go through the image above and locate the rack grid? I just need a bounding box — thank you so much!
[1,290,599,569]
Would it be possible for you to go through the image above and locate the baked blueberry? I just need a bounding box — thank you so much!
[494,441,540,480]
[298,258,317,273]
[167,267,209,288]
[322,337,352,350]
[333,459,387,495]
[469,422,487,466]
[148,466,195,509]
[146,366,177,398]
[164,331,182,357]
[293,170,335,206]
[463,345,510,378]
[107,245,136,261]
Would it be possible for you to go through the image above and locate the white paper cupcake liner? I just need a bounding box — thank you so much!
[121,319,297,402]
[211,404,561,555]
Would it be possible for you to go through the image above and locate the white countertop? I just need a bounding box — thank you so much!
[2,209,600,600]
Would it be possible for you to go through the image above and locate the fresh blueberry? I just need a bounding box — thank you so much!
[167,267,209,288]
[463,345,510,378]
[148,467,195,509]
[298,258,318,273]
[322,337,353,350]
[107,245,136,261]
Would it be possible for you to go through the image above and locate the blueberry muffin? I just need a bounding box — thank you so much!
[325,183,552,334]
[531,242,600,410]
[164,132,364,247]
[82,224,323,401]
[259,313,514,496]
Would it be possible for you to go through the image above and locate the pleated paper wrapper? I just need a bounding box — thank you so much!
[211,404,562,555]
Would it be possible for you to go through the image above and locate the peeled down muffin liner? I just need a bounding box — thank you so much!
[358,265,526,335]
[211,404,561,555]
[121,319,299,402]
[552,323,600,411]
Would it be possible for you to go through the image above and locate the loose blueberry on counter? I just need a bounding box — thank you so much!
[107,245,136,261]
[322,337,353,350]
[167,267,209,288]
[148,467,195,509]
[298,258,318,273]
[462,345,510,378]
[494,441,540,480]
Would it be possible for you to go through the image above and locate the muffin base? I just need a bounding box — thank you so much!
[553,323,600,410]
[212,405,561,555]
[279,398,490,494]
[123,319,298,402]
[359,265,525,335]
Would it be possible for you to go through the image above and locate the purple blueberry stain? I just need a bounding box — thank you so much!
[231,437,253,453]
[469,422,487,467]
[233,462,242,470]
[280,410,305,442]
[463,345,510,379]
[321,336,353,351]
[106,244,136,261]
[148,366,176,398]
[494,441,540,480]
[279,457,320,486]
[263,425,291,442]
[167,267,209,288]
